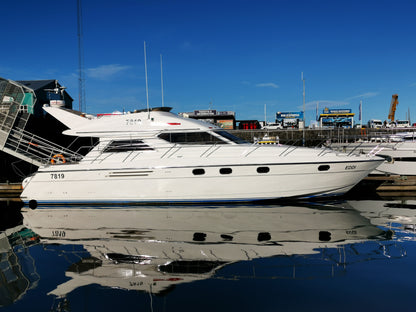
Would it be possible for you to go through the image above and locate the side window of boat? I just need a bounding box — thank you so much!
[219,168,232,174]
[192,168,205,175]
[257,167,270,174]
[158,132,226,144]
[318,165,330,171]
[103,140,154,152]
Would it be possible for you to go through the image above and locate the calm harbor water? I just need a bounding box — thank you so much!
[1,196,416,312]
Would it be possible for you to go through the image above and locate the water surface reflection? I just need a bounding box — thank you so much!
[1,200,415,311]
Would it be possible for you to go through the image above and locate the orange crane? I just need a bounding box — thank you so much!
[388,94,399,123]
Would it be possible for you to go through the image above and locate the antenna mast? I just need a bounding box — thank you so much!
[144,41,150,116]
[77,0,86,112]
[160,54,164,107]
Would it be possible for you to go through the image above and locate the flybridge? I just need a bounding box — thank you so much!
[0,77,83,166]
[41,104,218,138]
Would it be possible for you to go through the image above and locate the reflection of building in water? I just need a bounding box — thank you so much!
[0,224,40,307]
[20,203,392,297]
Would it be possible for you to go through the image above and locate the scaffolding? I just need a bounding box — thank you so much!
[0,77,83,166]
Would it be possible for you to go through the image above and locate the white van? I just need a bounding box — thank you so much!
[395,120,410,128]
[368,119,383,128]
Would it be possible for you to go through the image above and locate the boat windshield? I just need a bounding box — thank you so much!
[103,139,154,152]
[213,130,248,144]
[158,131,248,145]
[158,132,227,144]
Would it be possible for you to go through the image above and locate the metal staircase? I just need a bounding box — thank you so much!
[0,77,83,166]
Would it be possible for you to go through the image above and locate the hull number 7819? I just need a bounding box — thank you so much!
[51,173,65,179]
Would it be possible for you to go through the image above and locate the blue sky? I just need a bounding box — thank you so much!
[2,0,416,125]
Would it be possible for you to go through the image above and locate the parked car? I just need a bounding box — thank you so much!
[263,123,283,130]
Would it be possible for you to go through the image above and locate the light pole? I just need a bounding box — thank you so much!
[302,72,305,146]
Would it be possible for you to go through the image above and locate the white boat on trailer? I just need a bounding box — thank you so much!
[20,106,383,207]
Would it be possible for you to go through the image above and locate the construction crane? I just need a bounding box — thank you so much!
[388,94,399,123]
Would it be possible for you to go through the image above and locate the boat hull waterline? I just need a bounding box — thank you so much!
[21,159,382,206]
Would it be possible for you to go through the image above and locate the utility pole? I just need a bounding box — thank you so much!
[408,107,411,124]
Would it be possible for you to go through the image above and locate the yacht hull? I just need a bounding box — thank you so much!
[21,159,382,206]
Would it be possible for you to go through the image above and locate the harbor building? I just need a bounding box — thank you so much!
[17,80,73,116]
[179,109,236,129]
[237,120,262,130]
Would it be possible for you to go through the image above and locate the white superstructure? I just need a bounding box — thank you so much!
[20,106,383,206]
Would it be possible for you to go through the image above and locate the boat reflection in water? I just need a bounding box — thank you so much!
[349,200,416,236]
[19,202,393,298]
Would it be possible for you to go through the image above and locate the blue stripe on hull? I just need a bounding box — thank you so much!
[22,190,349,208]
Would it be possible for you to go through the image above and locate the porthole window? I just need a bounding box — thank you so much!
[192,168,205,175]
[257,167,270,174]
[318,165,330,171]
[257,232,271,241]
[219,168,232,175]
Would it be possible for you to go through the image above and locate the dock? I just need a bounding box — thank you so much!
[366,175,416,191]
[363,175,416,199]
[0,183,22,199]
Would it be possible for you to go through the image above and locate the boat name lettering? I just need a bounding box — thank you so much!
[130,281,145,287]
[346,230,357,235]
[50,173,65,179]
[52,230,66,237]
[344,165,356,170]
[125,119,142,126]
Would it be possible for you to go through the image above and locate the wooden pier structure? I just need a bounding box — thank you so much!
[0,183,22,199]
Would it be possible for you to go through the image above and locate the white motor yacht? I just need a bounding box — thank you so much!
[329,132,416,176]
[20,106,383,207]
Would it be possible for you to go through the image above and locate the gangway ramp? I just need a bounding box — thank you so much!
[0,77,83,167]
